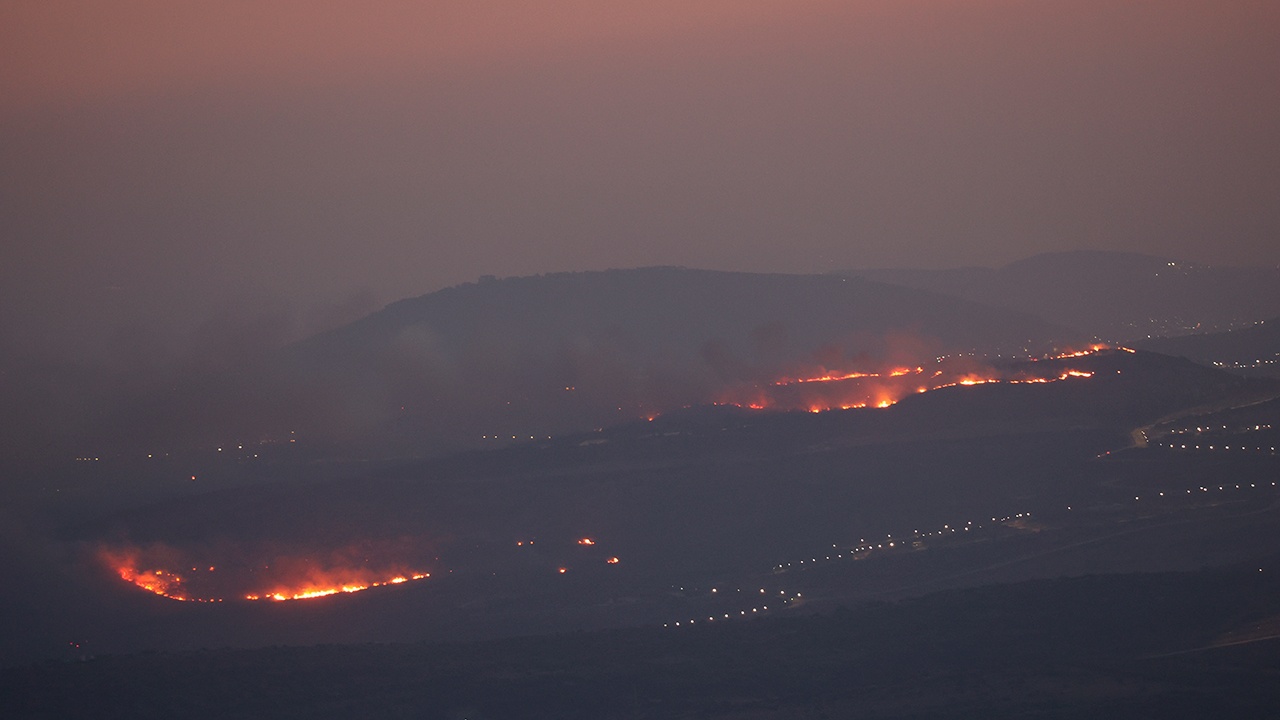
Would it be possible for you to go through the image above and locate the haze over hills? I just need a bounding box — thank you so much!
[4,268,1280,717]
[848,251,1280,342]
[0,267,1076,468]
[277,267,1080,455]
[7,0,1280,713]
[12,256,1277,466]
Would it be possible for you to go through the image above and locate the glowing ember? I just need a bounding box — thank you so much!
[577,538,596,545]
[606,557,620,564]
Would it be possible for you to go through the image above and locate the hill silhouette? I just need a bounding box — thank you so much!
[849,251,1280,341]
[280,267,1078,454]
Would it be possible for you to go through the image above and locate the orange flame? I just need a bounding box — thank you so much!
[716,348,1108,414]
[102,544,431,603]
[244,572,429,602]
[102,547,220,602]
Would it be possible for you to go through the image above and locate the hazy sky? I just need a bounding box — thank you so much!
[3,0,1279,358]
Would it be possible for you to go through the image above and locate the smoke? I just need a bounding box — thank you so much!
[0,290,381,471]
[0,268,1076,470]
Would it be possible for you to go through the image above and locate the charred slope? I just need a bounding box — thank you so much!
[850,251,1280,342]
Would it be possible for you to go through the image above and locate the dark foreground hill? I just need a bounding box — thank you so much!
[6,348,1274,667]
[849,251,1280,342]
[5,561,1279,720]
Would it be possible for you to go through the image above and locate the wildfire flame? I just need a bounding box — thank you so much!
[102,544,432,603]
[243,572,429,602]
[113,563,204,602]
[717,347,1113,414]
[1039,344,1130,360]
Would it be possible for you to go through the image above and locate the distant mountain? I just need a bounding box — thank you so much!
[848,251,1280,342]
[1137,318,1280,376]
[281,267,1078,453]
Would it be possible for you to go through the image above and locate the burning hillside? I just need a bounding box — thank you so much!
[101,541,432,603]
[96,348,1139,605]
[716,346,1123,414]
